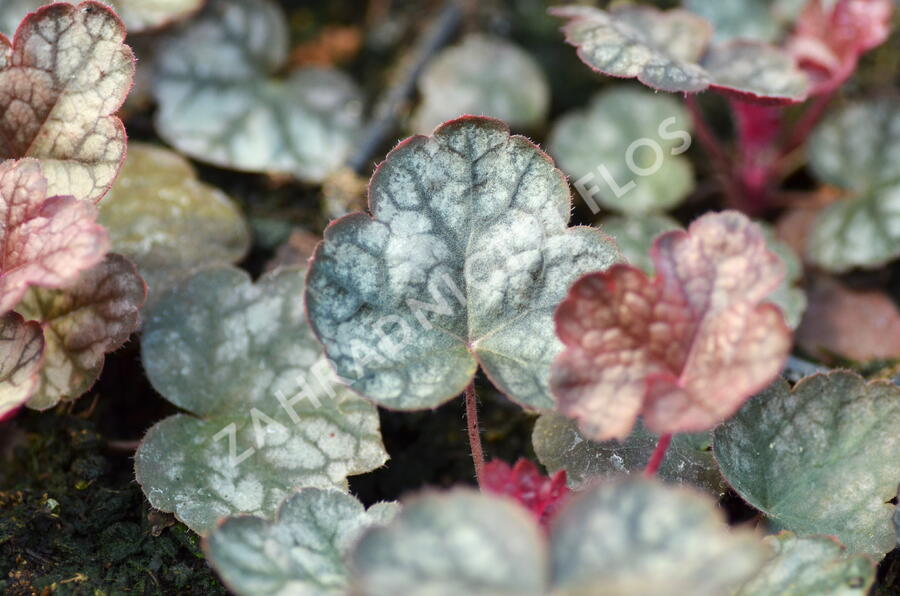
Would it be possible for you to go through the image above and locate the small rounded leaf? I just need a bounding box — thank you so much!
[0,312,44,419]
[715,372,900,558]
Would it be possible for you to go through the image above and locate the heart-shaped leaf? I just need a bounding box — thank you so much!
[548,89,694,214]
[0,159,109,315]
[0,0,203,34]
[714,372,900,558]
[136,265,388,534]
[600,215,681,274]
[0,2,134,203]
[806,99,900,272]
[0,311,43,418]
[306,116,620,411]
[532,412,726,495]
[15,253,145,410]
[98,143,250,305]
[550,5,807,103]
[153,0,362,183]
[205,488,398,596]
[349,478,765,596]
[734,531,875,596]
[551,211,791,441]
[412,34,550,135]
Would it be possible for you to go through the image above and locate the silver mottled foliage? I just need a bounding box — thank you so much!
[153,0,362,182]
[136,266,387,534]
[412,34,550,134]
[306,116,620,410]
[549,89,694,214]
[0,0,203,34]
[807,100,900,271]
[734,532,875,596]
[205,488,398,596]
[715,372,900,558]
[684,0,805,42]
[532,412,726,495]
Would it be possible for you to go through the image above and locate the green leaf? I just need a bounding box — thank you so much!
[714,372,900,558]
[684,0,805,42]
[806,99,900,272]
[205,488,398,596]
[734,531,876,596]
[306,116,620,411]
[98,143,250,305]
[532,412,726,495]
[0,312,44,419]
[550,5,807,102]
[16,254,146,410]
[548,89,694,214]
[136,266,387,535]
[351,489,548,596]
[153,0,362,182]
[760,223,806,329]
[600,214,681,273]
[550,478,765,596]
[412,34,550,134]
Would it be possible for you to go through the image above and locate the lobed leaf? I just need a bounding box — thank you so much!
[806,99,900,271]
[98,143,250,305]
[0,159,109,314]
[550,5,807,103]
[136,266,387,534]
[306,116,620,411]
[412,34,550,135]
[0,0,203,34]
[551,211,791,441]
[734,532,875,596]
[0,1,134,203]
[548,89,694,214]
[205,488,398,596]
[153,0,362,183]
[0,311,43,419]
[16,253,145,410]
[532,411,726,495]
[714,372,900,558]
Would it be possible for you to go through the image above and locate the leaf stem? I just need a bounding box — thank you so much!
[643,434,673,477]
[465,381,485,487]
[684,94,730,173]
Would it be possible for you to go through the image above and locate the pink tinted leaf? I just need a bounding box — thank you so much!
[17,253,145,410]
[551,211,791,441]
[0,311,43,419]
[0,159,109,314]
[0,1,134,202]
[481,458,569,527]
[787,0,893,95]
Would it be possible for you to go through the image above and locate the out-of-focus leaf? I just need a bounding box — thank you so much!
[0,1,134,203]
[532,412,726,495]
[684,0,805,42]
[153,0,362,183]
[350,479,765,596]
[98,143,250,305]
[0,159,108,314]
[481,459,569,527]
[17,254,145,410]
[551,211,790,441]
[715,372,900,558]
[412,34,550,134]
[205,488,398,596]
[760,223,806,329]
[599,215,681,274]
[306,116,620,411]
[734,531,875,596]
[797,276,900,362]
[0,312,44,419]
[136,266,387,535]
[548,89,694,214]
[0,0,203,34]
[806,99,900,271]
[550,5,807,103]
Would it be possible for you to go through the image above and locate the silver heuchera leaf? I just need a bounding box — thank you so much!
[153,0,362,183]
[806,99,900,272]
[305,116,620,411]
[734,531,875,596]
[715,372,900,558]
[684,0,805,42]
[136,266,387,534]
[205,488,398,596]
[0,312,44,419]
[0,0,203,34]
[600,215,681,274]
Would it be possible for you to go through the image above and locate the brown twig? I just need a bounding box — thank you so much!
[464,381,485,487]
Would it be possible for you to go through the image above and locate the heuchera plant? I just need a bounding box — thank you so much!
[0,1,897,594]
